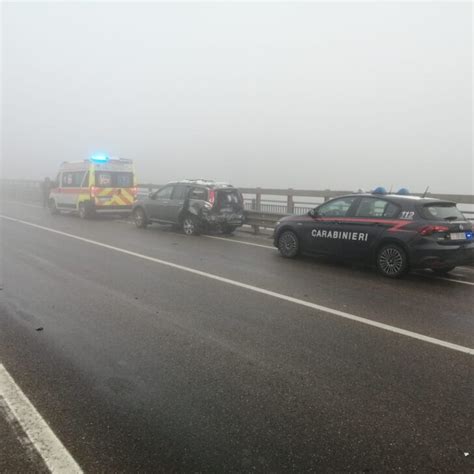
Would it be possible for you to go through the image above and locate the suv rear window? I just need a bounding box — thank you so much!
[420,203,466,221]
[217,189,242,205]
[189,187,207,200]
[95,172,134,188]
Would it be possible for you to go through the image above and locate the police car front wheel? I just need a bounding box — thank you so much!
[376,244,408,278]
[278,230,300,258]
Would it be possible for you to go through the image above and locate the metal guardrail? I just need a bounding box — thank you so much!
[1,180,473,233]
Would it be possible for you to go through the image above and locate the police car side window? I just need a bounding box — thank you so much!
[355,198,400,219]
[318,197,356,217]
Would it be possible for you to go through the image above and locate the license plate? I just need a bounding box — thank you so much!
[450,232,467,240]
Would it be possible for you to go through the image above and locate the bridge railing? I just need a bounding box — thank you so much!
[1,180,473,232]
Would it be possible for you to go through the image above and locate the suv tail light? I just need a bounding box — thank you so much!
[208,189,216,206]
[418,225,449,236]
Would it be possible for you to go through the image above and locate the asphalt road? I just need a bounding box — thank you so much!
[0,200,473,472]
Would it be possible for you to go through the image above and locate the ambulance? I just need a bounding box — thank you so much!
[49,154,138,218]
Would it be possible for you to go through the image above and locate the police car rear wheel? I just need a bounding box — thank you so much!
[278,230,299,258]
[133,208,148,228]
[376,244,408,278]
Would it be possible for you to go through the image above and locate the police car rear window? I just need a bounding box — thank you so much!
[95,172,133,187]
[420,203,465,221]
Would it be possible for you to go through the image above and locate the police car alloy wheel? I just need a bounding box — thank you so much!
[278,230,299,258]
[183,216,199,236]
[376,244,408,278]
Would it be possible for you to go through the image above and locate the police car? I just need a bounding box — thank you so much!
[273,188,474,278]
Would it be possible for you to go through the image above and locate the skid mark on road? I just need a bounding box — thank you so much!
[2,214,473,356]
[0,364,82,473]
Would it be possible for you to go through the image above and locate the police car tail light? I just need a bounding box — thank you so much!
[418,225,449,236]
[208,190,216,205]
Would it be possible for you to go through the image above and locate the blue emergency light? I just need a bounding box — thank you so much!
[90,153,109,163]
[372,186,387,195]
[397,188,410,195]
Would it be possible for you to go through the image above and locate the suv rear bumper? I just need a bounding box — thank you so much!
[409,242,474,269]
[202,213,245,227]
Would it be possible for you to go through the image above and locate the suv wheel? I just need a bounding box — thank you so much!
[376,244,408,278]
[133,207,148,228]
[222,225,237,235]
[182,215,200,236]
[278,230,299,258]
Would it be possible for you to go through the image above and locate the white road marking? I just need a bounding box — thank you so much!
[2,203,473,286]
[1,214,473,356]
[200,236,474,286]
[203,234,275,249]
[426,276,474,287]
[0,363,83,473]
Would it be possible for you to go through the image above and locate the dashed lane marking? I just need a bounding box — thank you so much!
[1,214,473,356]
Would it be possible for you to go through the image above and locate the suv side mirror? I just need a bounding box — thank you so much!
[309,209,319,218]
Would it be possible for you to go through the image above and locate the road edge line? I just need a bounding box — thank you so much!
[0,363,83,473]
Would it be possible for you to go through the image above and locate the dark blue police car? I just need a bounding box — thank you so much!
[273,189,474,278]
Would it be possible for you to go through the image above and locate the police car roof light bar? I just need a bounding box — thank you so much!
[372,186,387,195]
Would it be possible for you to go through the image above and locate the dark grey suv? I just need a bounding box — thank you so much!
[132,180,245,235]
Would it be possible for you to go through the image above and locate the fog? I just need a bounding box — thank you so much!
[2,2,472,194]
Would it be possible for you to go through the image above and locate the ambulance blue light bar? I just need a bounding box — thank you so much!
[90,153,109,163]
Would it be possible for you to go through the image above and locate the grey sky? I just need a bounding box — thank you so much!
[2,1,472,193]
